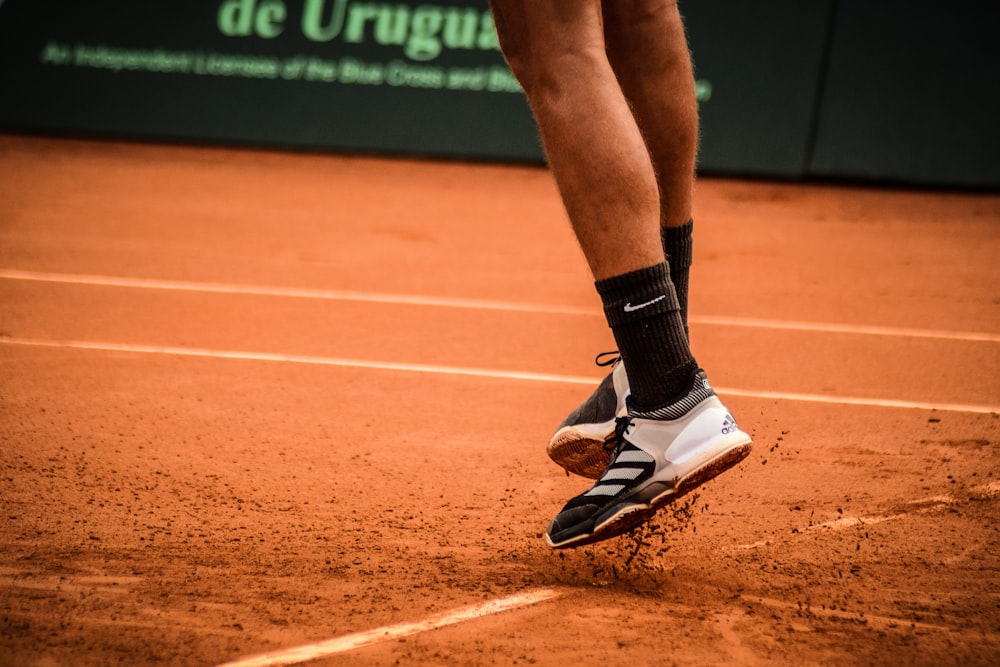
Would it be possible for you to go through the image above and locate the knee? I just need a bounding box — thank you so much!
[488,0,543,89]
[488,0,528,71]
[510,44,609,105]
[489,0,606,97]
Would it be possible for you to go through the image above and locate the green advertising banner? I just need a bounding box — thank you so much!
[19,0,996,189]
[0,0,839,178]
[0,0,543,160]
[681,0,833,179]
[809,1,1000,189]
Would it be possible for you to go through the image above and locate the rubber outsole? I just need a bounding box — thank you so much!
[547,425,616,480]
[546,438,753,549]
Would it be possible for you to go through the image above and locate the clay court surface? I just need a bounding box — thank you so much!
[1,133,998,666]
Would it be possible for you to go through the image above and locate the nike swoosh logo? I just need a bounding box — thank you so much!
[623,295,667,312]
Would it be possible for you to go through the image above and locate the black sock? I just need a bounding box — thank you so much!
[595,262,698,410]
[661,219,693,335]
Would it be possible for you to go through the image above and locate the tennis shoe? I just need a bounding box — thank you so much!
[547,353,629,479]
[546,369,752,549]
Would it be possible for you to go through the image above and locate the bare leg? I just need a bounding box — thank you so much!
[603,0,699,230]
[490,0,694,412]
[488,0,662,280]
[493,0,754,550]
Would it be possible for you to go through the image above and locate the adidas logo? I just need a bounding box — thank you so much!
[721,413,739,435]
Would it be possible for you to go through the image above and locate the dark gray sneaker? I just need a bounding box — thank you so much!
[546,370,752,549]
[547,354,629,479]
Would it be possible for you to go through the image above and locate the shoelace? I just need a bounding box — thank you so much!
[597,352,626,455]
[595,351,621,367]
[605,415,633,455]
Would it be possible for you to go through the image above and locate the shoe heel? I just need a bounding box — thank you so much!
[674,439,752,496]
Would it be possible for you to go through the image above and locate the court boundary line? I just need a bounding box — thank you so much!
[2,268,997,343]
[0,268,594,316]
[731,491,1000,551]
[2,336,997,415]
[213,588,563,667]
[739,595,958,634]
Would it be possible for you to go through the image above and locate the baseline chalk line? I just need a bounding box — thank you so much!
[2,268,997,343]
[692,314,1000,343]
[2,336,998,415]
[0,268,594,316]
[0,336,599,385]
[740,595,956,633]
[214,588,563,667]
[732,492,995,551]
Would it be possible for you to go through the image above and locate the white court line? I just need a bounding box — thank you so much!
[0,337,600,385]
[2,336,998,415]
[214,588,563,667]
[734,495,960,550]
[0,268,594,316]
[692,314,1000,343]
[715,387,999,414]
[740,595,956,633]
[2,268,998,343]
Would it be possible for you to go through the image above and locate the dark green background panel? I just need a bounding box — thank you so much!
[0,0,828,176]
[0,0,544,161]
[1,1,997,186]
[809,1,1000,188]
[681,0,833,178]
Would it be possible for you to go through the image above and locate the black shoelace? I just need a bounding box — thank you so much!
[595,351,620,367]
[605,415,633,456]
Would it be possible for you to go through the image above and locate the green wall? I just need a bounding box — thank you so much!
[1,0,997,187]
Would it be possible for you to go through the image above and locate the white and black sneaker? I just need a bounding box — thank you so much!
[547,353,630,479]
[546,369,752,549]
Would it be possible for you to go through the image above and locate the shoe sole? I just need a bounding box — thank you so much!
[546,437,753,549]
[547,423,616,480]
